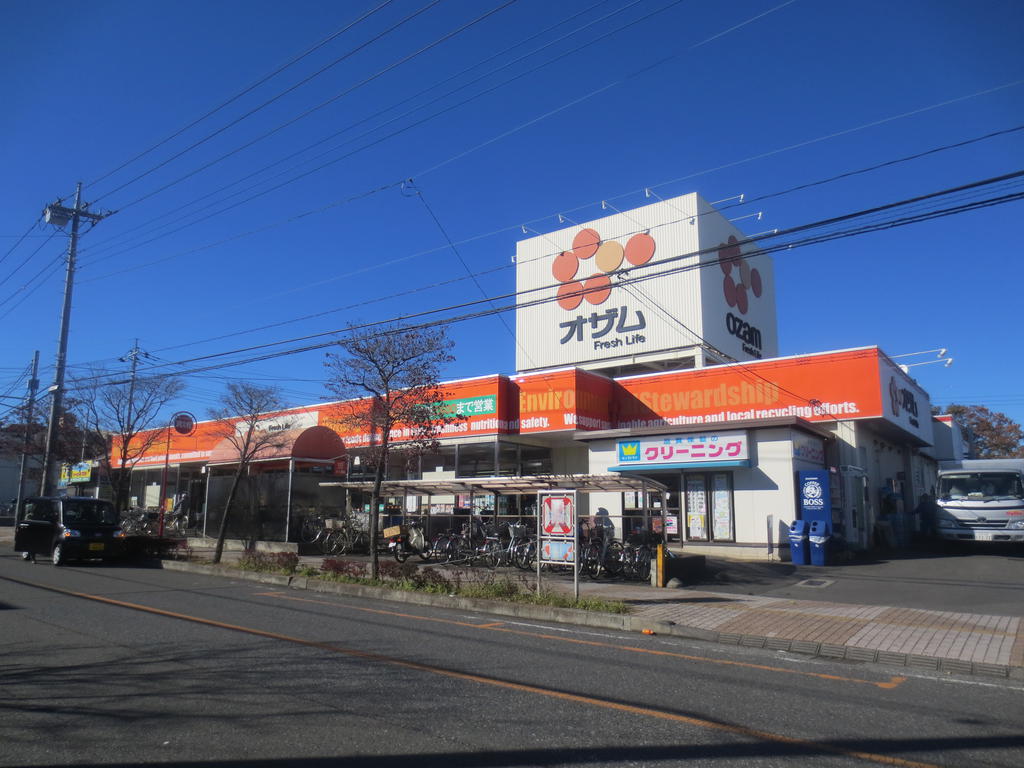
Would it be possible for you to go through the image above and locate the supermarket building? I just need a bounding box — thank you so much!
[112,193,946,558]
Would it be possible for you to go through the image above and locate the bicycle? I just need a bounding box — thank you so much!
[165,508,191,536]
[121,507,156,536]
[298,514,326,545]
[488,522,530,570]
[512,532,536,570]
[621,539,653,581]
[600,535,653,581]
[435,520,490,566]
[579,523,623,579]
[321,518,370,555]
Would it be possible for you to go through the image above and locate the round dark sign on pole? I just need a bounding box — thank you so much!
[172,411,197,436]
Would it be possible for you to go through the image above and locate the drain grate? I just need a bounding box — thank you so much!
[796,578,834,588]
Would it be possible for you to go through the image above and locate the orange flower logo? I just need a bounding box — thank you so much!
[552,228,656,311]
[717,235,762,315]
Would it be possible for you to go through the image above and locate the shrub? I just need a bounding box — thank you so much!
[460,576,522,600]
[321,558,368,580]
[407,567,455,593]
[376,560,412,582]
[238,550,300,574]
[312,557,626,613]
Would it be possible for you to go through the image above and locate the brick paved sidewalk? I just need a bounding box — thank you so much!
[616,588,1024,678]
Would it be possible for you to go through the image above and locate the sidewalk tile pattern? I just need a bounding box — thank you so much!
[628,591,1022,668]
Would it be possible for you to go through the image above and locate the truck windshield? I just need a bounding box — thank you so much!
[938,472,1024,501]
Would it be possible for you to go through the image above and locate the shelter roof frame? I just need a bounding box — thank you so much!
[319,474,667,497]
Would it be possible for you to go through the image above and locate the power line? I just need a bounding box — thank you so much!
[76,0,695,267]
[82,127,1024,360]
[168,186,1024,375]
[72,170,1024,383]
[0,229,57,291]
[0,250,66,320]
[86,0,399,190]
[628,79,1024,209]
[90,0,414,203]
[78,181,405,282]
[413,0,795,179]
[99,1,518,214]
[742,124,1024,207]
[78,0,625,258]
[151,257,513,354]
[69,173,1024,387]
[0,216,43,268]
[78,76,1024,284]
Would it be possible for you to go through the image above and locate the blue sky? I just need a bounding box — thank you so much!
[1,0,1022,429]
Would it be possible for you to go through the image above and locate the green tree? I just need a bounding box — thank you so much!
[942,404,1024,458]
[323,323,458,579]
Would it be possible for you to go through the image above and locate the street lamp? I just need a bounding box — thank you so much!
[899,358,953,373]
[891,348,947,359]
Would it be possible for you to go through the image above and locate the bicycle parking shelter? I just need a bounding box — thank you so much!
[320,473,668,597]
[320,473,667,527]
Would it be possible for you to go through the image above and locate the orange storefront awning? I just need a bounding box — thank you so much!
[207,425,346,466]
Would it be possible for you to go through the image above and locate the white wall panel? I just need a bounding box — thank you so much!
[516,193,777,372]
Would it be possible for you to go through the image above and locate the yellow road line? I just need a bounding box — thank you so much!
[17,579,934,768]
[257,590,907,690]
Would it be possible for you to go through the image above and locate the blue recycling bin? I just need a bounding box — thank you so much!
[809,520,831,566]
[788,520,809,565]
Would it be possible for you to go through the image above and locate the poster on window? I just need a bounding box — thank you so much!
[686,476,707,540]
[712,473,733,541]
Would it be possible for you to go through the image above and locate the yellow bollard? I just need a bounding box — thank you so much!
[653,542,665,588]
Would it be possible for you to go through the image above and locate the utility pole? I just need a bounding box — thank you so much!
[121,339,142,431]
[38,183,108,496]
[14,351,40,515]
[116,340,143,510]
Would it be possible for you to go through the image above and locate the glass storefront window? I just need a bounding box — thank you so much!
[684,472,734,542]
[623,488,681,540]
[457,442,496,477]
[346,449,376,482]
[520,444,552,475]
[420,446,456,475]
[387,449,415,480]
[498,442,520,476]
[710,472,734,541]
[685,475,709,541]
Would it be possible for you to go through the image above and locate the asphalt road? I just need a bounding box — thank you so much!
[690,545,1024,616]
[2,552,1024,767]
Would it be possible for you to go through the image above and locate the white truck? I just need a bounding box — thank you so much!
[935,459,1024,543]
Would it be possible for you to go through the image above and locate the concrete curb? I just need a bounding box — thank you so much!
[705,631,1017,680]
[161,560,633,632]
[160,559,1020,680]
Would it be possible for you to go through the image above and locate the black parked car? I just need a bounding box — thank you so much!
[14,497,125,565]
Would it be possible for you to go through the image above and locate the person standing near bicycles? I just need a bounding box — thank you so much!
[170,492,189,532]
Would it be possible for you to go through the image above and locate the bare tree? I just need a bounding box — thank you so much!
[72,369,184,511]
[208,382,291,564]
[324,323,458,579]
